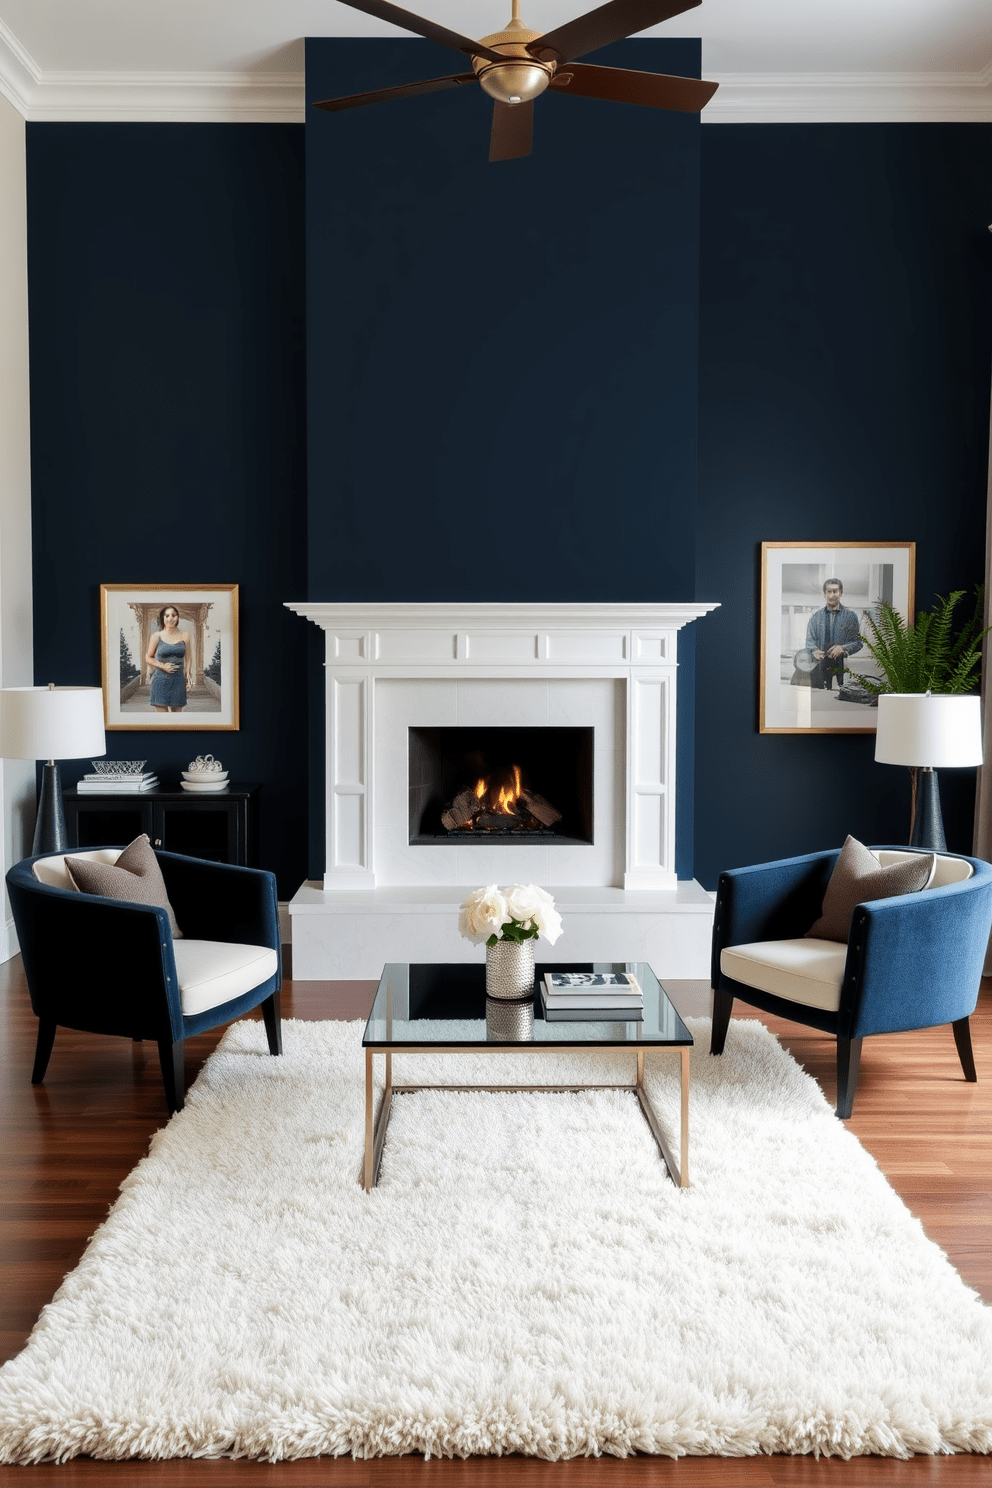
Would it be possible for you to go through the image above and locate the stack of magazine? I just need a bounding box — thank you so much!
[77,770,159,793]
[540,970,644,1022]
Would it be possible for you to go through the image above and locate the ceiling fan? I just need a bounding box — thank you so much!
[313,0,718,161]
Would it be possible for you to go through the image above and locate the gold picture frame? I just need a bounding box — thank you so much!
[100,584,240,731]
[760,542,915,735]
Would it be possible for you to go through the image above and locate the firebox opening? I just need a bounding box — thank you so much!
[409,727,594,847]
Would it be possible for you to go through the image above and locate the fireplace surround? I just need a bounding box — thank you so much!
[286,601,718,978]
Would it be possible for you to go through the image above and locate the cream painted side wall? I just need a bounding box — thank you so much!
[0,91,35,960]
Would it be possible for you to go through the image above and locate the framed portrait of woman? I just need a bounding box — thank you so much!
[100,584,240,731]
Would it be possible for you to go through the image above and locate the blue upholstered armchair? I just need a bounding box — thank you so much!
[7,847,282,1115]
[710,847,992,1118]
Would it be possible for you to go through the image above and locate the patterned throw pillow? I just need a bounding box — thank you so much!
[65,834,183,938]
[806,835,935,943]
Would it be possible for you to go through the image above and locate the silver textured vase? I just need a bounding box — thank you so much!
[485,938,536,1000]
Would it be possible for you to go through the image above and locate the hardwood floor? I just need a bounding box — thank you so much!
[1,957,989,1484]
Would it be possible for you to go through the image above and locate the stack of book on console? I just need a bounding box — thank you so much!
[540,971,644,1022]
[77,771,159,793]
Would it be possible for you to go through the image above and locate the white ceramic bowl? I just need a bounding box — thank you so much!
[182,770,228,783]
[181,780,229,793]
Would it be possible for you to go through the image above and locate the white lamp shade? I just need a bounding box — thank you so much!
[874,693,983,768]
[0,686,106,761]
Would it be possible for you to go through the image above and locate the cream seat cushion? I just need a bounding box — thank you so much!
[32,848,120,890]
[721,938,848,1012]
[173,941,279,1016]
[876,850,972,886]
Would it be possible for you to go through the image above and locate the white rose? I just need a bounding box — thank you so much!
[458,884,509,944]
[503,883,542,928]
[532,901,563,944]
[503,883,562,944]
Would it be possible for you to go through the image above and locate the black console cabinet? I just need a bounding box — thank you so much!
[63,784,260,867]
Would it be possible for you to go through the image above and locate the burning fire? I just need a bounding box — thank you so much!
[475,764,524,816]
[440,760,559,835]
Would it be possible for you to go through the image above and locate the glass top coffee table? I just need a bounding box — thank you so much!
[362,961,692,1192]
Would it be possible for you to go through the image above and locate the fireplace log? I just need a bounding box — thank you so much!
[521,790,562,827]
[441,790,481,831]
[477,810,522,830]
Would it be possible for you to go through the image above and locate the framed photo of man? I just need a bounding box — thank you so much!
[760,542,915,735]
[100,584,240,731]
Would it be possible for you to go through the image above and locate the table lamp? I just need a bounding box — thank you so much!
[874,692,983,852]
[0,685,106,855]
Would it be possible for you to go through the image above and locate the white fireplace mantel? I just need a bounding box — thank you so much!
[287,601,719,636]
[286,599,719,890]
[286,600,720,978]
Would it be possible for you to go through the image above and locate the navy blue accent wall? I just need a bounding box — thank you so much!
[25,124,309,895]
[305,38,701,606]
[695,125,992,886]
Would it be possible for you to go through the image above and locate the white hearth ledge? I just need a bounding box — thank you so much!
[289,882,715,982]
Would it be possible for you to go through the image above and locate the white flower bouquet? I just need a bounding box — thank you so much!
[458,883,563,948]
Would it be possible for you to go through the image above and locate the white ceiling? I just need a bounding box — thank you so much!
[0,0,989,122]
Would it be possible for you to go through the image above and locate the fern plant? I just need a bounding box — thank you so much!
[859,586,987,697]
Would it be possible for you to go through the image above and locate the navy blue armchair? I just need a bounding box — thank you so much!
[7,847,283,1116]
[710,847,992,1118]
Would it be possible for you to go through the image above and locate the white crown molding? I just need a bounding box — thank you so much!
[0,21,304,121]
[1,17,989,126]
[704,63,992,124]
[0,14,37,114]
[22,73,305,123]
[0,67,305,123]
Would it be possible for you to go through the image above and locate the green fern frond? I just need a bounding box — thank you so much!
[948,585,987,667]
[927,590,963,664]
[862,585,987,696]
[944,650,983,694]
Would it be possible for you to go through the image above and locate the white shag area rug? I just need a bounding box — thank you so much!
[1,1016,991,1464]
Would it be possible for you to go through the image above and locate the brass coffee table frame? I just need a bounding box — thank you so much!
[363,1043,690,1192]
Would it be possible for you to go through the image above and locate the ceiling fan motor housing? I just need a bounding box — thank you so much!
[472,19,555,105]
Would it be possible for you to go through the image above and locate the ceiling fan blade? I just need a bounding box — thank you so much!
[528,0,700,64]
[549,62,717,112]
[489,101,533,162]
[313,72,478,113]
[329,0,507,64]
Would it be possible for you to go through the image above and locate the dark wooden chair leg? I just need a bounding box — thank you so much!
[835,1036,863,1119]
[31,1018,57,1085]
[952,1017,977,1082]
[261,990,282,1056]
[710,989,734,1055]
[157,1038,185,1114]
